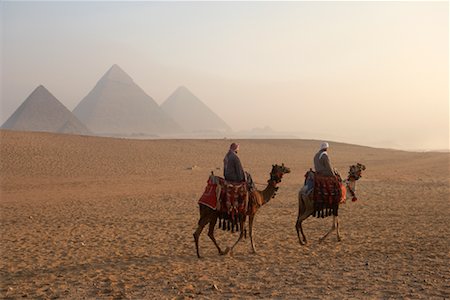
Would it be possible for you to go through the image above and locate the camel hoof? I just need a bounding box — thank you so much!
[337,237,342,242]
[319,238,324,243]
[220,247,230,256]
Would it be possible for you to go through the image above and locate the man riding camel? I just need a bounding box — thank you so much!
[223,142,245,183]
[312,142,342,213]
[313,142,335,177]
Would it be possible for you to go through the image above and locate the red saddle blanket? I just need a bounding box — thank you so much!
[198,175,248,214]
[198,175,221,210]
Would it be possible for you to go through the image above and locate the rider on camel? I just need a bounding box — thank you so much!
[313,142,335,177]
[223,142,245,183]
[312,141,342,211]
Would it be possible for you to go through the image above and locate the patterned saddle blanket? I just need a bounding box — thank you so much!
[198,173,252,232]
[302,170,345,217]
[198,174,249,214]
[313,174,341,203]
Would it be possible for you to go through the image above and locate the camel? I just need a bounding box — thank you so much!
[295,163,366,245]
[193,164,291,258]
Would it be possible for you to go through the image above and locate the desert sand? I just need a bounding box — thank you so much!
[0,130,449,299]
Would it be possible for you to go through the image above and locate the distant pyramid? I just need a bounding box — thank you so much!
[1,85,91,135]
[73,64,182,136]
[161,86,232,133]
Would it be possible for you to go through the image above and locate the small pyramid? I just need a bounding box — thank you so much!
[73,65,182,136]
[161,86,232,133]
[1,85,91,135]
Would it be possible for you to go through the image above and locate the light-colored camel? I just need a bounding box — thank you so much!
[194,164,291,258]
[295,163,366,244]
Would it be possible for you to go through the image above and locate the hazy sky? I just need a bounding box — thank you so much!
[1,1,448,150]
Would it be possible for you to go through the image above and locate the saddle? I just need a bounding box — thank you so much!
[302,169,345,218]
[198,172,254,232]
[222,180,248,213]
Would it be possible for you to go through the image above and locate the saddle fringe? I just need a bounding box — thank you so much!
[218,212,243,233]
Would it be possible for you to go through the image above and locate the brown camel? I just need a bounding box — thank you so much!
[193,164,291,258]
[295,163,366,244]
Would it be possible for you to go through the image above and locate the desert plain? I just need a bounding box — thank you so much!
[0,130,449,299]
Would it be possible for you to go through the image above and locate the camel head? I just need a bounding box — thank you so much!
[346,163,366,202]
[269,163,291,184]
[347,163,366,181]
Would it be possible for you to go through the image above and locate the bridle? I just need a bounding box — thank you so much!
[345,163,366,201]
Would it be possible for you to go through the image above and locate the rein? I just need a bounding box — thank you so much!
[250,172,282,208]
[253,171,283,186]
[249,165,289,209]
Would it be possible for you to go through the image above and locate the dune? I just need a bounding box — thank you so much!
[0,130,448,299]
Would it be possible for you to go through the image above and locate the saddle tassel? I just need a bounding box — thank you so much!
[221,213,227,230]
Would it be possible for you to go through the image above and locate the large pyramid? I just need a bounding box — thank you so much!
[161,86,231,134]
[1,85,91,135]
[73,65,182,136]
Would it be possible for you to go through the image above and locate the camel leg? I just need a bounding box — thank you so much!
[295,219,303,245]
[195,205,222,258]
[193,221,208,258]
[296,219,307,245]
[229,220,246,255]
[249,214,257,253]
[319,215,336,243]
[296,194,310,245]
[336,216,341,242]
[207,218,229,255]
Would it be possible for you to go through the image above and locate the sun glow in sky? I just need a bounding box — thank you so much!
[1,1,448,150]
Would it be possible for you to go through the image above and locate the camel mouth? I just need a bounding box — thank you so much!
[281,166,291,174]
[277,163,291,174]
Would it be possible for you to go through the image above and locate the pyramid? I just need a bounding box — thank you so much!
[161,86,231,133]
[73,65,182,136]
[1,85,91,135]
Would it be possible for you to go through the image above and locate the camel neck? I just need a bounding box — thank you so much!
[260,182,278,204]
[345,180,356,199]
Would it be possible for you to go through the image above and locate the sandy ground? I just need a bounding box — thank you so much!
[0,130,449,299]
